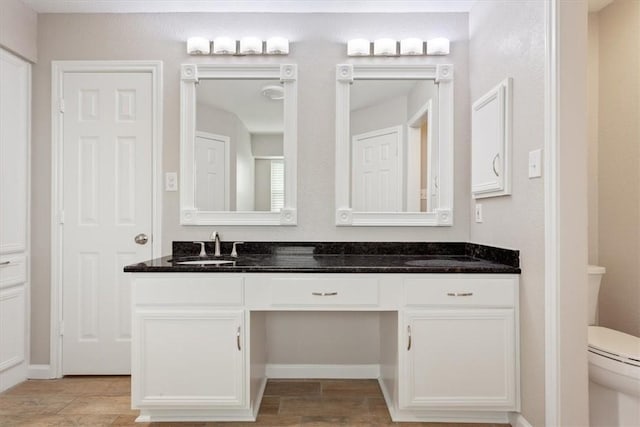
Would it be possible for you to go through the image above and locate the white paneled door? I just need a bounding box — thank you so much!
[352,126,402,212]
[194,132,229,211]
[62,72,153,374]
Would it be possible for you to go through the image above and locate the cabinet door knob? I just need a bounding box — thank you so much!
[311,292,338,296]
[236,326,241,351]
[407,325,412,351]
[0,261,10,267]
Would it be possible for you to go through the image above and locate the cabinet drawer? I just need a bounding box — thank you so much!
[269,277,379,307]
[134,276,243,306]
[404,277,516,307]
[0,255,27,289]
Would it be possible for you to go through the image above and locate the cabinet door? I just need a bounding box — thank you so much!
[132,309,245,408]
[0,285,26,375]
[400,309,516,410]
[0,48,29,254]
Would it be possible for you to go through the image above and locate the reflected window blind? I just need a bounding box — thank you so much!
[270,160,284,212]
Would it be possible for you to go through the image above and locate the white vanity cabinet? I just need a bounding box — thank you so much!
[393,276,519,421]
[131,276,256,422]
[129,272,519,423]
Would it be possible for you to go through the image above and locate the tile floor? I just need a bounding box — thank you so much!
[0,377,511,426]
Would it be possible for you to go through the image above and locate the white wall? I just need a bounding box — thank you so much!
[594,0,640,337]
[468,2,546,426]
[31,12,469,365]
[0,0,37,63]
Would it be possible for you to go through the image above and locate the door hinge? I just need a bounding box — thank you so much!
[58,210,65,224]
[59,98,65,113]
[59,320,64,336]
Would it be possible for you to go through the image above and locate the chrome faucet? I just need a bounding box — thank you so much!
[210,231,221,257]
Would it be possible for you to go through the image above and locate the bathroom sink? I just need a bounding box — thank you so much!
[176,259,236,266]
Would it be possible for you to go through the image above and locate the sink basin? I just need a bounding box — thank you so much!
[176,260,236,266]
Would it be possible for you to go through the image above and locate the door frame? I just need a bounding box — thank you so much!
[49,60,163,378]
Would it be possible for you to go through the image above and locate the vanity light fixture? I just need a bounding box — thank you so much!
[400,38,424,55]
[239,37,263,55]
[347,39,371,56]
[426,38,450,55]
[373,38,397,56]
[347,37,450,56]
[212,37,236,55]
[266,37,289,55]
[186,37,211,55]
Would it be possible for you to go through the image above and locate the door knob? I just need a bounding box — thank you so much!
[134,233,149,245]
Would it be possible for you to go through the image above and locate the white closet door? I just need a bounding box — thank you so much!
[62,72,153,374]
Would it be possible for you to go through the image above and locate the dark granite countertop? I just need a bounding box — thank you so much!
[123,242,520,274]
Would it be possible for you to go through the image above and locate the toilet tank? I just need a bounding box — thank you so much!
[588,265,606,325]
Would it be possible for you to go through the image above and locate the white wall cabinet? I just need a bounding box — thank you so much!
[129,273,519,423]
[0,48,30,392]
[471,78,512,199]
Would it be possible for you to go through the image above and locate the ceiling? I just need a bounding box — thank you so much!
[588,0,614,12]
[21,0,476,14]
[351,80,433,112]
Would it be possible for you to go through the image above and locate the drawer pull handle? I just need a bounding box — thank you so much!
[0,261,10,267]
[236,326,241,351]
[407,325,412,351]
[447,292,473,297]
[311,292,338,296]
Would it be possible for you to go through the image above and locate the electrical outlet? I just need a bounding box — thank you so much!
[165,172,178,191]
[475,203,483,223]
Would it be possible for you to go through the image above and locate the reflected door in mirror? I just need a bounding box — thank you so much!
[195,132,229,211]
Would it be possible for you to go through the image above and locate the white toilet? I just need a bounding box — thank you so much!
[587,265,640,427]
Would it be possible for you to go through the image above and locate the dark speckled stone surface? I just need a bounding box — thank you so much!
[123,242,520,274]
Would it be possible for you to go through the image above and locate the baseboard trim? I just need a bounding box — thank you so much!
[28,364,54,379]
[509,412,533,427]
[265,364,380,379]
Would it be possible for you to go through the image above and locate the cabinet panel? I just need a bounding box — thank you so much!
[0,286,26,372]
[404,277,516,307]
[135,276,243,306]
[133,309,245,407]
[400,309,516,410]
[268,277,379,307]
[0,255,27,289]
[0,49,29,254]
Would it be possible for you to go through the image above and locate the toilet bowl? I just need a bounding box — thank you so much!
[587,265,640,427]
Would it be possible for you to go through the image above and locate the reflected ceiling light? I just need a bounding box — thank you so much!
[347,39,370,56]
[186,37,210,55]
[373,38,397,56]
[212,37,236,54]
[400,38,424,55]
[266,37,289,55]
[261,85,285,101]
[239,37,263,54]
[426,38,450,55]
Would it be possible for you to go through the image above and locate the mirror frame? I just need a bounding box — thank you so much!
[180,63,298,225]
[335,64,454,226]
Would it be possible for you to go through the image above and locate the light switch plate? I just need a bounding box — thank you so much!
[475,203,483,223]
[528,149,542,178]
[165,172,178,191]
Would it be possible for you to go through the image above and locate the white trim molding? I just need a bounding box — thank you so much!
[335,64,454,226]
[28,364,54,380]
[509,412,534,427]
[50,60,163,378]
[180,63,298,226]
[265,364,380,379]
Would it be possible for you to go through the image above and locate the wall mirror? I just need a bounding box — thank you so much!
[180,64,297,225]
[335,64,454,226]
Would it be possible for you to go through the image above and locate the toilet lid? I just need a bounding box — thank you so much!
[588,326,640,363]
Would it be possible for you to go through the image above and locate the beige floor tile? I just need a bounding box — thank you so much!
[279,397,368,417]
[264,380,321,397]
[0,395,75,416]
[321,380,381,398]
[301,415,349,425]
[57,395,137,416]
[0,413,118,426]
